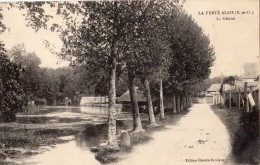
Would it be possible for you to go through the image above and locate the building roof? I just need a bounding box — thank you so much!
[117,87,147,102]
[207,84,221,93]
[224,81,259,92]
[80,96,108,105]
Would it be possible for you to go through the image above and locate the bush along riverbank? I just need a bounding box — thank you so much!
[211,105,260,164]
[94,110,190,164]
[0,122,85,161]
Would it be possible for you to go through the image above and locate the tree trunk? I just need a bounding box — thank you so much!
[159,78,165,120]
[180,95,183,111]
[187,95,189,107]
[177,94,181,112]
[244,82,249,112]
[183,96,186,109]
[143,78,157,126]
[185,97,187,109]
[107,55,119,149]
[187,95,190,107]
[128,70,144,132]
[172,93,177,113]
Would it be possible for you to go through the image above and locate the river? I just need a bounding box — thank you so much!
[5,106,133,165]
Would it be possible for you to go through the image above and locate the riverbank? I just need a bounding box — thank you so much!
[0,108,189,164]
[211,105,260,164]
[0,122,86,161]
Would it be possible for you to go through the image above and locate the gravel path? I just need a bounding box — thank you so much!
[113,104,233,165]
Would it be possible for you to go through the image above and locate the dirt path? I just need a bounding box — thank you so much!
[113,104,233,165]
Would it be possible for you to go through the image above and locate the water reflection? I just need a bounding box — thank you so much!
[76,120,133,149]
[13,105,134,165]
[21,120,133,165]
[16,106,124,124]
[21,141,101,165]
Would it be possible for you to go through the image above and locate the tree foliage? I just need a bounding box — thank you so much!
[165,9,215,95]
[0,42,26,122]
[7,45,42,101]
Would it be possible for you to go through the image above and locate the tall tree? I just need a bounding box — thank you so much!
[164,9,215,101]
[0,42,26,122]
[7,45,42,102]
[123,0,179,122]
[16,1,150,148]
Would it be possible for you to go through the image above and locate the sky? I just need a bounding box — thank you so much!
[0,0,259,77]
[184,0,259,78]
[1,4,68,68]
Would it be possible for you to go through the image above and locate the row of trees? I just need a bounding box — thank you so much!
[1,1,215,149]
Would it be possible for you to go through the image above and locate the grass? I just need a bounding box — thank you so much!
[95,127,164,164]
[210,104,260,164]
[210,105,242,145]
[0,122,86,161]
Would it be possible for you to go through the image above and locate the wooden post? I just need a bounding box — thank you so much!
[238,92,241,110]
[244,82,249,112]
[223,84,225,109]
[229,91,232,109]
[250,87,253,112]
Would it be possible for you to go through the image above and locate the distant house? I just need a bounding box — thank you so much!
[206,83,222,104]
[117,87,159,113]
[117,87,147,104]
[242,62,260,82]
[207,83,221,94]
[80,96,108,106]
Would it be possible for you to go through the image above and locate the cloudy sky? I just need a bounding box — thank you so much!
[1,0,259,77]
